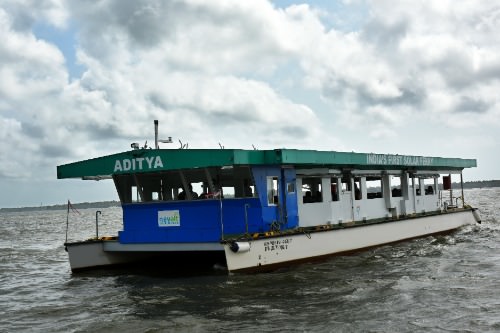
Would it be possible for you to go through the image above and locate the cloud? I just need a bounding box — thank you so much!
[0,4,71,180]
[300,0,500,128]
[454,96,489,114]
[0,0,329,181]
[0,0,68,31]
[1,0,499,206]
[0,8,67,104]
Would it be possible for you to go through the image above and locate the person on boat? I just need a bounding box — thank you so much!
[199,182,209,199]
[178,184,198,200]
[425,185,434,195]
[303,191,313,203]
[244,179,253,197]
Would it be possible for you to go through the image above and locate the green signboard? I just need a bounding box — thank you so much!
[57,148,477,179]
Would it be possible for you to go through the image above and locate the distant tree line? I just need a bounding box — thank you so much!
[0,201,120,213]
[452,180,500,189]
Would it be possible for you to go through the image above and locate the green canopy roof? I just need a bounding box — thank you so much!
[57,148,477,179]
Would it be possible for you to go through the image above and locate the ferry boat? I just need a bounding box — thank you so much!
[59,125,481,273]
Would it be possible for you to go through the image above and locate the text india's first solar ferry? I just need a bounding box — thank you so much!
[59,123,481,273]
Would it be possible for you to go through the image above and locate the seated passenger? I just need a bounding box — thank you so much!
[178,184,198,200]
[198,182,208,199]
[244,179,253,197]
[425,186,434,195]
[303,191,313,203]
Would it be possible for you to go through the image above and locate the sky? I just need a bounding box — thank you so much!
[1,0,499,208]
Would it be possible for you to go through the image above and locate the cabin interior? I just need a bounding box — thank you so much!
[113,166,257,202]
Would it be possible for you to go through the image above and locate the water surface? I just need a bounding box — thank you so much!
[1,188,499,332]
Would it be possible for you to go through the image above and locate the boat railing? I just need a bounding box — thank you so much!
[95,210,101,239]
[440,190,465,210]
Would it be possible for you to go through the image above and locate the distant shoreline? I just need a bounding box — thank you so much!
[0,201,120,213]
[1,180,499,212]
[458,180,500,189]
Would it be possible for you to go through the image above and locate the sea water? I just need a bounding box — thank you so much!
[1,188,499,332]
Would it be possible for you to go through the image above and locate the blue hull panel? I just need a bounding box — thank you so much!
[119,198,263,243]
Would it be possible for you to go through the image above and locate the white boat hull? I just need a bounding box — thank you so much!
[65,241,144,271]
[65,240,225,272]
[224,209,478,273]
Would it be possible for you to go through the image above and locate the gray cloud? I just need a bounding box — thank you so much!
[81,122,127,141]
[454,97,489,114]
[4,6,34,31]
[1,0,67,31]
[210,109,259,124]
[278,125,308,138]
[21,122,45,139]
[147,93,171,111]
[40,143,71,158]
[361,18,409,50]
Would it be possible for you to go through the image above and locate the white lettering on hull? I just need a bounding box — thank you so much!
[264,238,292,252]
[114,156,164,172]
[366,154,433,166]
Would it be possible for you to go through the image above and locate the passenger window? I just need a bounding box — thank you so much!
[341,177,351,192]
[330,178,339,201]
[302,177,322,203]
[222,186,234,199]
[391,176,402,197]
[267,177,278,205]
[424,178,435,195]
[414,177,422,196]
[366,177,383,199]
[354,178,362,200]
[131,186,140,202]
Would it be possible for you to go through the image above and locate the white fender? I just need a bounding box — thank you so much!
[229,241,251,253]
[472,208,481,224]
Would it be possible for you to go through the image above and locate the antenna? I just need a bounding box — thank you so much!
[154,120,173,149]
[154,120,159,148]
[158,137,172,144]
[219,143,224,149]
